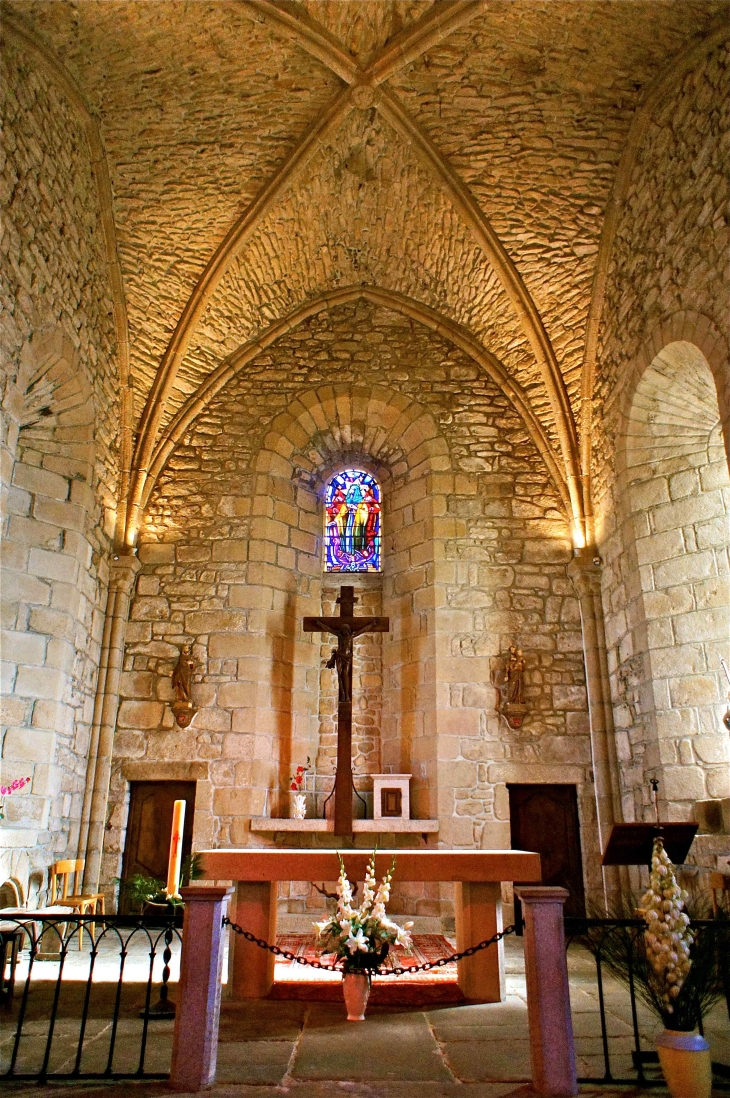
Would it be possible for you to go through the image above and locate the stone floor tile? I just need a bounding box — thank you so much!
[218,999,306,1040]
[442,1038,532,1082]
[291,1004,454,1082]
[215,1039,293,1085]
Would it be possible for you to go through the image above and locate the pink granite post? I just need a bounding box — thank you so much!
[514,886,578,1097]
[168,886,232,1092]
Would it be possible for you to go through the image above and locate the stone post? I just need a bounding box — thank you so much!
[168,886,232,1092]
[568,548,624,901]
[515,886,578,1098]
[78,554,140,893]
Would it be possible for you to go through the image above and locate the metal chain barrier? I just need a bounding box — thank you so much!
[222,917,515,976]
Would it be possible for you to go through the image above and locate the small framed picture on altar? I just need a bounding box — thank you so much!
[372,774,411,820]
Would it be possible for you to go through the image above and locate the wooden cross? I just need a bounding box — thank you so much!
[303,586,389,835]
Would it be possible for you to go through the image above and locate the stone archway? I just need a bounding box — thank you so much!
[247,383,452,824]
[609,337,730,833]
[0,326,108,892]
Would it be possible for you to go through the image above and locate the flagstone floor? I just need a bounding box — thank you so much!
[3,937,728,1096]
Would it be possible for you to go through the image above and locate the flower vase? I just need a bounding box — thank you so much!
[656,1031,712,1098]
[291,793,307,819]
[342,971,370,1021]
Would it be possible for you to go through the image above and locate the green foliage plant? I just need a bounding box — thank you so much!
[115,852,204,912]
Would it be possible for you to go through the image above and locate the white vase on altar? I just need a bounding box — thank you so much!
[342,971,370,1021]
[291,793,307,819]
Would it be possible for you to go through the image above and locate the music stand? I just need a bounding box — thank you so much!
[602,823,698,867]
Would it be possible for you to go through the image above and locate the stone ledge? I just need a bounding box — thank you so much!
[249,818,439,834]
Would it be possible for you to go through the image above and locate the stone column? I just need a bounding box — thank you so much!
[78,554,140,894]
[169,885,232,1091]
[515,886,577,1098]
[568,548,623,900]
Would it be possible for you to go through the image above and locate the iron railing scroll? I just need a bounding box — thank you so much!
[0,911,182,1082]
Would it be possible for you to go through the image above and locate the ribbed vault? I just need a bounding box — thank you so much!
[6,0,727,551]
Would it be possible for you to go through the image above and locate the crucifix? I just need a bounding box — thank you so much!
[303,586,389,835]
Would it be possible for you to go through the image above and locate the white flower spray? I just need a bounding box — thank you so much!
[314,851,413,970]
[640,837,693,1016]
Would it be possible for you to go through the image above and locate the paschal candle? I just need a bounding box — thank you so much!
[166,799,186,899]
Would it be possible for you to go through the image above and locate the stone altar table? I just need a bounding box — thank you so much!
[199,848,541,1003]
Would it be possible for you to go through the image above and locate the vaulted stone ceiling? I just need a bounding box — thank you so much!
[5,0,727,543]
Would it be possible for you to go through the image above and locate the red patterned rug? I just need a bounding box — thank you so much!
[271,934,464,1004]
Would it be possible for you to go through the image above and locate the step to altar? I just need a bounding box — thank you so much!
[249,817,439,835]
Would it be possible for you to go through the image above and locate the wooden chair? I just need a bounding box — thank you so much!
[48,860,105,947]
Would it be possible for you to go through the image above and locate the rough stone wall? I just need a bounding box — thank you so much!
[593,42,730,847]
[110,301,597,924]
[0,42,120,889]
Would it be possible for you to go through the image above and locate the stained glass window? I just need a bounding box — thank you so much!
[324,469,381,572]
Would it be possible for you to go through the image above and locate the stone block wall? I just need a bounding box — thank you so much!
[593,41,730,849]
[108,301,598,923]
[0,42,120,888]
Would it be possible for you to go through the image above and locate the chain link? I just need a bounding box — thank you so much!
[222,917,515,976]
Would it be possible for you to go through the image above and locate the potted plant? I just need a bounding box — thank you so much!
[582,839,727,1098]
[314,851,413,1020]
[115,854,204,914]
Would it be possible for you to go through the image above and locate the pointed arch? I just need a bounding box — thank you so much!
[132,286,571,531]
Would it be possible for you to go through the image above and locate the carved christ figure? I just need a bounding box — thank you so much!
[325,629,353,703]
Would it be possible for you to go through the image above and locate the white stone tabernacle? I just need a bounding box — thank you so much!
[372,774,411,820]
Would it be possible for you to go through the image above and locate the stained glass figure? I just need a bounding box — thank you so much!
[324,469,381,572]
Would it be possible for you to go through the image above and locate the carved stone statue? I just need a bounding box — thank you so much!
[505,645,525,705]
[171,644,197,727]
[491,644,528,729]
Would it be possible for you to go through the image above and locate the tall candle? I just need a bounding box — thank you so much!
[166,799,186,899]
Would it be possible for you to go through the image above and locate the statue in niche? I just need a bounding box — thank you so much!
[171,644,197,728]
[491,645,528,730]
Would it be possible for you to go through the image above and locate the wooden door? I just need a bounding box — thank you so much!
[119,781,196,913]
[508,783,586,923]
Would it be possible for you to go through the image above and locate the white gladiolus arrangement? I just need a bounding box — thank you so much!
[640,837,694,1016]
[314,852,413,972]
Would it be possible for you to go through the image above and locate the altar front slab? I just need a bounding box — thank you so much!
[249,817,439,834]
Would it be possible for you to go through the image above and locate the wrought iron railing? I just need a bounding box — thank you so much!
[564,916,730,1089]
[0,912,183,1082]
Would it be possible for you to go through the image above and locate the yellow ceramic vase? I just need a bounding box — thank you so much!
[656,1030,712,1098]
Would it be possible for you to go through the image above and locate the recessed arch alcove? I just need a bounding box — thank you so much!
[608,337,730,827]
